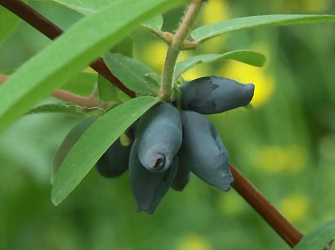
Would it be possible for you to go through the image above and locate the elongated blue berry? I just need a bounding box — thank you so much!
[171,162,190,191]
[180,76,255,114]
[179,111,233,191]
[137,103,182,172]
[95,127,134,178]
[53,117,132,180]
[129,139,178,214]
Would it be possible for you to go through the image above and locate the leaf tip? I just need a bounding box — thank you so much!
[51,196,60,206]
[51,188,62,206]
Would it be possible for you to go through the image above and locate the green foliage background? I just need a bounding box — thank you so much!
[0,0,334,249]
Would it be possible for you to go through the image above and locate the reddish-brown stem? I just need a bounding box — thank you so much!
[324,240,334,250]
[0,74,106,108]
[52,90,99,108]
[230,163,304,247]
[0,74,9,82]
[0,0,135,98]
[0,0,307,248]
[0,0,62,39]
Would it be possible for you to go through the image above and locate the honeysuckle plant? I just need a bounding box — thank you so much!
[0,0,335,248]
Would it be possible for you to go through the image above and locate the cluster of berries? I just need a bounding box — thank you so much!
[54,76,255,214]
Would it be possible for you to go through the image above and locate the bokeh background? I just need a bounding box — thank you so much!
[0,0,335,249]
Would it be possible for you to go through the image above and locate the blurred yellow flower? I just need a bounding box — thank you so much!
[199,0,230,53]
[299,0,331,13]
[280,194,309,222]
[257,145,307,174]
[178,234,212,250]
[141,40,167,73]
[178,50,194,63]
[219,60,275,107]
[201,0,230,25]
[277,0,331,13]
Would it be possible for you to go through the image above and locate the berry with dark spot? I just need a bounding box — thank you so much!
[178,110,234,191]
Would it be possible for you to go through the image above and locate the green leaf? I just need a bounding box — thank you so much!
[97,74,119,102]
[26,103,83,115]
[142,15,164,33]
[40,0,118,15]
[110,36,133,58]
[142,15,165,41]
[0,4,21,44]
[104,53,161,96]
[294,219,335,250]
[61,71,97,96]
[143,73,161,89]
[175,50,266,78]
[191,14,335,43]
[26,103,103,116]
[52,96,159,205]
[103,37,134,102]
[0,0,184,134]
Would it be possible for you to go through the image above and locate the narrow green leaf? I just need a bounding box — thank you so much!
[102,37,134,102]
[51,117,98,184]
[192,14,335,43]
[142,15,164,32]
[97,74,119,102]
[27,103,83,115]
[0,3,22,44]
[142,15,165,41]
[144,73,161,89]
[175,50,266,78]
[39,0,117,15]
[104,53,161,96]
[29,0,61,5]
[110,36,133,58]
[61,71,97,96]
[0,0,184,134]
[118,91,132,102]
[294,219,335,250]
[26,103,103,116]
[52,96,158,205]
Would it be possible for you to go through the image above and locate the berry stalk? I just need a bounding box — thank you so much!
[160,0,204,101]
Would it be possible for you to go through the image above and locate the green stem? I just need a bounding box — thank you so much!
[160,46,179,100]
[160,0,204,101]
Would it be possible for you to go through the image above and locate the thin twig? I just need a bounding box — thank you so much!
[0,74,9,82]
[323,239,334,250]
[52,90,99,108]
[0,0,135,98]
[0,74,107,108]
[230,163,304,247]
